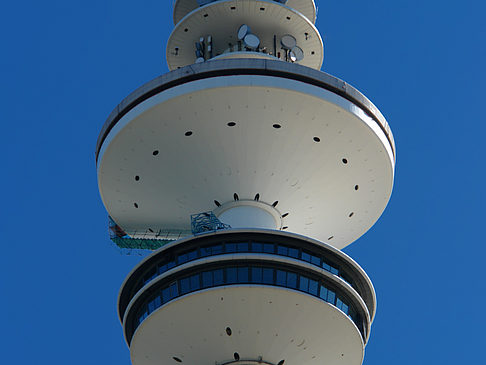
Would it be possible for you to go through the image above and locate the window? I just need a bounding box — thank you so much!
[263,243,275,253]
[276,270,286,286]
[180,277,190,294]
[202,271,213,288]
[190,274,200,291]
[251,242,263,252]
[227,267,237,283]
[237,267,249,282]
[287,272,297,288]
[300,276,309,291]
[262,268,274,284]
[277,245,288,256]
[288,247,299,258]
[169,282,178,298]
[237,242,249,252]
[319,285,328,300]
[226,243,237,253]
[251,267,262,282]
[309,279,318,295]
[213,269,224,285]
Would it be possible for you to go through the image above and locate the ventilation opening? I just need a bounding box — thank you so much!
[135,176,140,181]
[233,193,239,201]
[328,236,334,240]
[278,360,285,365]
[230,6,236,10]
[313,137,320,142]
[286,16,291,20]
[227,121,236,126]
[184,28,188,32]
[203,14,208,17]
[355,185,359,191]
[214,200,221,207]
[153,150,159,156]
[349,212,354,217]
[234,353,240,361]
[254,193,260,201]
[272,201,279,207]
[282,212,289,218]
[342,158,348,164]
[134,203,139,208]
[226,327,232,336]
[173,357,182,363]
[282,226,288,230]
[260,7,265,11]
[148,228,154,233]
[185,131,193,136]
[273,123,281,129]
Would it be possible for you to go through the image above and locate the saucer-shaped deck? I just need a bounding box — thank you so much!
[96,59,395,249]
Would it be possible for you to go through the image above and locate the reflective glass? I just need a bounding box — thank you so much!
[169,282,178,297]
[300,276,309,291]
[212,245,223,255]
[178,253,188,264]
[288,247,299,258]
[262,268,274,284]
[276,270,286,286]
[310,255,320,266]
[237,242,249,252]
[187,250,198,261]
[319,285,328,300]
[190,274,200,290]
[213,269,224,285]
[287,272,297,288]
[322,262,331,272]
[251,242,263,252]
[309,279,318,295]
[263,243,275,253]
[238,267,249,282]
[327,290,336,304]
[200,246,211,257]
[251,267,262,282]
[302,252,311,263]
[202,271,213,287]
[226,243,237,253]
[180,277,190,294]
[277,245,288,255]
[227,267,237,283]
[162,287,170,303]
[331,266,339,275]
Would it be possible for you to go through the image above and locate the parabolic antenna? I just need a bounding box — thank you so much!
[243,33,260,49]
[281,34,297,49]
[238,24,250,40]
[290,46,304,62]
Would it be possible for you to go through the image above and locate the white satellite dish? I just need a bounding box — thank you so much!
[244,33,260,49]
[238,24,250,40]
[290,46,304,62]
[281,34,297,50]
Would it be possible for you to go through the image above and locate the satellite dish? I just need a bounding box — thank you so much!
[281,34,296,50]
[196,57,205,63]
[244,33,260,49]
[290,46,304,62]
[238,24,250,40]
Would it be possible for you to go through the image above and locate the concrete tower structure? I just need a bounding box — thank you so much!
[96,1,395,365]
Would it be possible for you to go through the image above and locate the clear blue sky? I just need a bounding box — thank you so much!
[1,1,485,364]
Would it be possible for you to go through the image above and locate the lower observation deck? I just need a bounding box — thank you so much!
[96,59,395,250]
[120,230,374,365]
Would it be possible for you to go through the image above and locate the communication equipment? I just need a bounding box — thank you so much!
[238,24,250,40]
[281,34,297,49]
[290,46,304,62]
[243,33,260,50]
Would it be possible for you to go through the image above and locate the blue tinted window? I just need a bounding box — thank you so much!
[178,253,188,264]
[327,290,336,304]
[263,243,275,253]
[330,266,339,275]
[180,277,190,294]
[288,247,299,258]
[301,251,311,263]
[213,269,224,285]
[212,245,223,254]
[276,270,286,285]
[167,261,176,269]
[190,274,200,290]
[202,271,213,287]
[262,268,274,284]
[238,267,249,282]
[251,267,262,282]
[342,302,349,315]
[237,242,249,252]
[227,267,237,283]
[158,263,167,274]
[170,282,178,297]
[300,276,309,291]
[287,272,297,288]
[162,287,170,303]
[310,255,320,266]
[322,262,331,272]
[277,245,288,255]
[200,246,211,257]
[226,243,237,253]
[187,250,198,261]
[309,279,318,295]
[319,285,328,300]
[251,243,263,252]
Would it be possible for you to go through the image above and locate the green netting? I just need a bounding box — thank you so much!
[111,237,173,250]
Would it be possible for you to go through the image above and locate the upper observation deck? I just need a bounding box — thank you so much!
[167,0,323,70]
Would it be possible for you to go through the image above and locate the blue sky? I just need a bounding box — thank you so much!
[1,0,485,364]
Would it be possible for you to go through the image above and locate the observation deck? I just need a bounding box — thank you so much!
[119,230,375,365]
[167,0,323,70]
[96,59,395,250]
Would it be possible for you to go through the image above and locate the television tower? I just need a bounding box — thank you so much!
[96,1,395,365]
